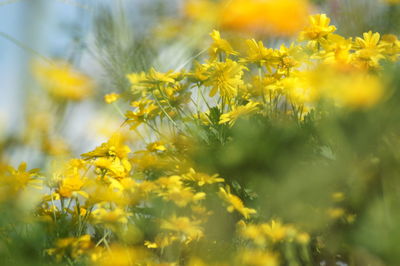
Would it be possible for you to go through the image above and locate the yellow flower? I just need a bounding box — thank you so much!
[287,82,315,107]
[354,31,383,51]
[330,73,383,108]
[86,182,128,206]
[183,0,219,23]
[190,62,210,82]
[240,223,266,246]
[161,215,204,241]
[33,60,94,101]
[296,232,310,244]
[331,192,345,202]
[327,207,345,219]
[144,233,179,249]
[156,175,206,207]
[240,220,309,246]
[94,245,151,266]
[243,39,278,69]
[127,68,182,93]
[91,206,132,225]
[126,71,147,93]
[209,30,238,60]
[163,187,206,207]
[94,157,131,178]
[147,68,181,85]
[261,220,288,242]
[104,93,120,104]
[219,187,256,219]
[353,31,385,69]
[46,235,92,261]
[181,168,224,186]
[219,101,259,126]
[125,99,159,129]
[220,0,310,36]
[237,249,279,266]
[4,162,42,191]
[126,71,147,84]
[381,34,400,61]
[57,172,88,198]
[205,59,246,100]
[82,133,131,160]
[144,241,158,249]
[319,34,353,65]
[249,75,279,98]
[146,141,167,152]
[306,66,383,108]
[299,14,336,42]
[157,175,183,191]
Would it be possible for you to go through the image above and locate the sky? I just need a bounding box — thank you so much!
[0,0,86,133]
[0,0,171,134]
[0,0,165,164]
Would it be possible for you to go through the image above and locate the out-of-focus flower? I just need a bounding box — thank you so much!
[183,0,219,23]
[33,60,94,101]
[327,207,345,219]
[261,220,288,242]
[383,0,400,4]
[381,34,400,61]
[93,245,151,266]
[185,0,311,36]
[219,187,256,219]
[91,206,132,225]
[156,175,206,207]
[104,93,120,104]
[42,137,71,156]
[2,162,42,192]
[307,66,384,108]
[221,0,311,36]
[46,235,92,262]
[237,249,279,266]
[161,215,204,241]
[146,141,167,152]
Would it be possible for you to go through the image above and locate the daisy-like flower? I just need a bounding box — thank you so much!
[219,187,256,219]
[299,14,336,42]
[4,162,42,191]
[209,30,238,60]
[219,101,259,126]
[205,59,247,100]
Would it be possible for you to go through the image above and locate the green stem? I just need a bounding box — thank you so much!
[152,92,179,129]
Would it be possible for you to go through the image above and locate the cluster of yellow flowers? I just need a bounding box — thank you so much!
[1,13,399,265]
[128,13,399,131]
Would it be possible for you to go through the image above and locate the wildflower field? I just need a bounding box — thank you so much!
[1,0,400,265]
